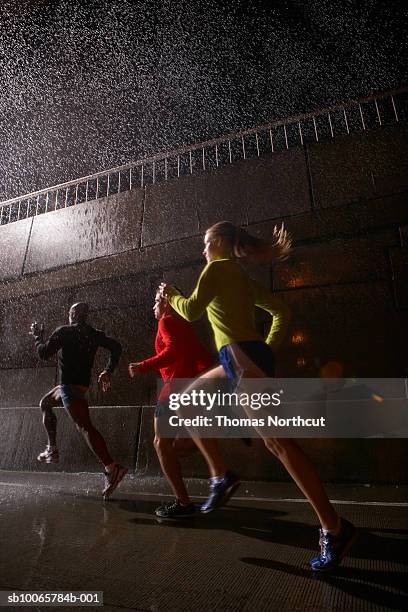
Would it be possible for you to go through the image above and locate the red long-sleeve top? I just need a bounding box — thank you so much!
[138,314,213,399]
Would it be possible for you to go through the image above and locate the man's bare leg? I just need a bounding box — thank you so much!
[60,386,127,500]
[39,386,63,447]
[63,397,114,467]
[37,386,63,462]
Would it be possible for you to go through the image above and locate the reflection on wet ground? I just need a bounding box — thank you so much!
[0,472,407,611]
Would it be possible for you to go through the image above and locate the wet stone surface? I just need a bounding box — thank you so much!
[0,473,406,611]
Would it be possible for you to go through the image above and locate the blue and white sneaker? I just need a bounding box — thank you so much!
[200,471,240,513]
[310,518,358,572]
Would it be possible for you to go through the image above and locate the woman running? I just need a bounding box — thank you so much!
[159,221,357,572]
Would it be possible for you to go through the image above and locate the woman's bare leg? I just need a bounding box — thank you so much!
[180,365,228,477]
[237,382,338,530]
[263,437,338,531]
[230,348,339,531]
[154,418,191,505]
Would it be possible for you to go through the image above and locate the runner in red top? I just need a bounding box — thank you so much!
[129,290,214,518]
[137,309,213,401]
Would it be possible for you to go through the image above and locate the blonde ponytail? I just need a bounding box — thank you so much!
[206,221,291,263]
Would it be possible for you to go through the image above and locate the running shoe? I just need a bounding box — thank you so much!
[155,499,196,519]
[310,518,358,572]
[102,464,128,500]
[200,471,241,513]
[37,446,59,464]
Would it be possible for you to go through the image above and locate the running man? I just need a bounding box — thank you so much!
[160,221,358,571]
[128,290,232,518]
[30,302,128,500]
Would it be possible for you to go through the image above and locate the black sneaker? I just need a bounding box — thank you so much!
[155,499,196,519]
[200,471,240,514]
[310,518,358,572]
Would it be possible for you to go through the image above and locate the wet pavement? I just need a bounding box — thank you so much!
[0,472,407,612]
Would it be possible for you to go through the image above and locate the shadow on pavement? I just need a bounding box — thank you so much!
[242,557,408,610]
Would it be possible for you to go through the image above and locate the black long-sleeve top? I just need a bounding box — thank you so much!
[34,323,122,386]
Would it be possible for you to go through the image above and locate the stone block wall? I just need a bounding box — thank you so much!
[1,122,407,481]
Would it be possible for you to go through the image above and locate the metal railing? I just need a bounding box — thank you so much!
[1,86,407,226]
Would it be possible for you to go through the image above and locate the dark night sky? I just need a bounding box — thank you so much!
[0,0,407,200]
